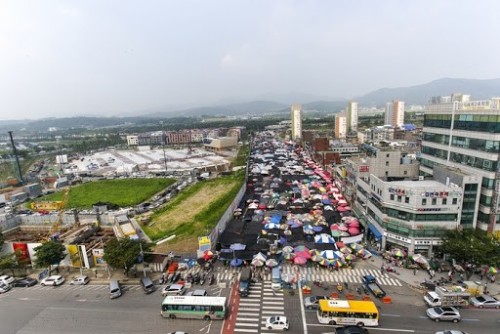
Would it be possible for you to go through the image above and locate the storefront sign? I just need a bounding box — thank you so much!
[386,232,411,244]
[359,165,369,173]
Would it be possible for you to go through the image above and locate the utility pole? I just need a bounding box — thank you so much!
[8,131,24,184]
[160,122,168,176]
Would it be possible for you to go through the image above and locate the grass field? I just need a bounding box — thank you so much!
[146,172,244,253]
[34,178,175,209]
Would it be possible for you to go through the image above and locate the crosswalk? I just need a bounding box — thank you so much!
[202,265,402,287]
[234,281,286,334]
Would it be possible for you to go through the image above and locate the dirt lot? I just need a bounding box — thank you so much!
[152,182,237,253]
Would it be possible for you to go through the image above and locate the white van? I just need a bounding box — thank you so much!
[109,280,122,299]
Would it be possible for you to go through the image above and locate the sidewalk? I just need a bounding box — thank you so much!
[366,253,500,297]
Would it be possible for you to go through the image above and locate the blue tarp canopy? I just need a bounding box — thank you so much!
[368,223,383,240]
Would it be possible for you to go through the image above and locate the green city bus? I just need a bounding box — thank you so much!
[161,295,227,320]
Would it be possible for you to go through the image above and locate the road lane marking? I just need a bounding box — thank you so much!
[462,318,480,321]
[381,313,401,317]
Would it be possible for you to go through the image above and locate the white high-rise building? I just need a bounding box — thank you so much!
[385,100,405,126]
[291,104,303,140]
[346,101,358,132]
[335,112,347,139]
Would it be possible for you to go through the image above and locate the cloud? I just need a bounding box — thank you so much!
[57,5,81,18]
[220,53,233,67]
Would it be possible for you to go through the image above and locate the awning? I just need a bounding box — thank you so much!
[368,223,382,240]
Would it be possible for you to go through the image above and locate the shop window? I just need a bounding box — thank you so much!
[390,194,394,201]
[422,198,427,205]
[432,198,437,205]
[442,198,447,205]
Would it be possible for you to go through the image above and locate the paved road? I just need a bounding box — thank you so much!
[1,266,499,334]
[0,283,225,334]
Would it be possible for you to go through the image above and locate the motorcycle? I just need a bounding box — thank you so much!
[200,273,206,285]
[209,274,215,285]
[173,272,181,283]
[186,273,193,283]
[166,273,174,283]
[193,273,200,284]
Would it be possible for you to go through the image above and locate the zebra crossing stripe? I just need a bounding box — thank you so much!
[233,329,258,333]
[235,323,259,327]
[238,312,259,317]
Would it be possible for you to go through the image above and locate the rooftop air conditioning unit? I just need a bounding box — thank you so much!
[418,176,424,181]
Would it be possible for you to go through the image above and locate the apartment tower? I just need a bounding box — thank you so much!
[291,104,303,140]
[346,101,359,133]
[385,100,405,127]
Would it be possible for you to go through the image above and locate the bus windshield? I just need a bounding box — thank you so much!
[161,296,227,320]
[317,299,379,327]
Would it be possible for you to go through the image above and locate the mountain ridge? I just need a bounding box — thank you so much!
[1,77,499,129]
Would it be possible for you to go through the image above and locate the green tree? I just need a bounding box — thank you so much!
[441,229,500,266]
[0,228,5,249]
[0,253,17,276]
[33,240,66,274]
[103,238,151,276]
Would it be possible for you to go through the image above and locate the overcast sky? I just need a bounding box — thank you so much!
[1,0,499,120]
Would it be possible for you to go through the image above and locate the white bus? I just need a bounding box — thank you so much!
[161,295,227,320]
[317,299,379,327]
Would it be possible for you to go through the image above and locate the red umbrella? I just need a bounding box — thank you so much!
[348,227,360,235]
[294,256,308,265]
[295,251,312,259]
[202,250,214,261]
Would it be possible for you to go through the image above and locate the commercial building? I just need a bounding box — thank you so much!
[363,176,462,256]
[291,104,303,140]
[420,94,500,233]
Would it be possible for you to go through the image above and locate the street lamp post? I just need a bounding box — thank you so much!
[160,121,168,176]
[139,242,146,277]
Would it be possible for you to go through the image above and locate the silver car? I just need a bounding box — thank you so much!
[470,295,500,309]
[426,307,461,323]
[435,331,468,334]
[303,295,329,309]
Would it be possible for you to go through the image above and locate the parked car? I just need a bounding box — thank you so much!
[12,277,38,287]
[0,275,15,285]
[470,294,500,309]
[70,275,90,285]
[265,316,289,331]
[303,295,329,309]
[334,325,370,334]
[40,275,65,286]
[0,283,12,293]
[434,331,469,334]
[426,307,461,322]
[161,284,185,296]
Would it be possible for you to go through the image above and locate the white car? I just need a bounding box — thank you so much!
[0,275,15,285]
[40,275,65,286]
[70,275,90,285]
[161,284,185,296]
[265,316,289,331]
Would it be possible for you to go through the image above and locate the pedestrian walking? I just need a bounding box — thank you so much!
[413,268,417,276]
[381,265,385,275]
